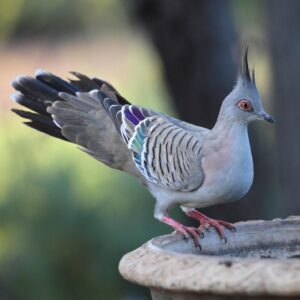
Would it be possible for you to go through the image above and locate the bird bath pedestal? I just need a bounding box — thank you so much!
[119,216,300,299]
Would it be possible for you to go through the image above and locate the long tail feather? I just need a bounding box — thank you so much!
[11,70,127,142]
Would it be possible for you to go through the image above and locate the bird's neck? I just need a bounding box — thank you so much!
[211,115,249,140]
[212,99,250,134]
[209,115,252,174]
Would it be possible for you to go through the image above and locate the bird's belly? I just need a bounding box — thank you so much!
[194,149,254,206]
[149,157,254,209]
[204,163,253,204]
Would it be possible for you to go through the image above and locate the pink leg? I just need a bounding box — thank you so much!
[161,216,202,250]
[185,209,235,241]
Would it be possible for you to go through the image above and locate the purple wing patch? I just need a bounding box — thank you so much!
[131,106,145,121]
[124,105,146,126]
[121,105,151,146]
[124,107,139,125]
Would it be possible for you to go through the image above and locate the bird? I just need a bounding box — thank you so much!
[11,50,273,250]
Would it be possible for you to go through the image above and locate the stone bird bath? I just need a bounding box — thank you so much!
[119,216,300,299]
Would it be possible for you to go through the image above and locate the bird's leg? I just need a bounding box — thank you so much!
[183,208,235,241]
[154,203,202,250]
[160,215,201,250]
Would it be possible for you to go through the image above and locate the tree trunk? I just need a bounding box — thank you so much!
[133,0,236,128]
[264,0,300,215]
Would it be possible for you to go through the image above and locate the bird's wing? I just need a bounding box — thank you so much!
[12,70,209,185]
[12,70,138,176]
[104,103,207,192]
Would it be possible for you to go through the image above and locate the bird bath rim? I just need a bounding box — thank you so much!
[119,216,300,297]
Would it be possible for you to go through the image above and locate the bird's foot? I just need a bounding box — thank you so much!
[162,216,202,250]
[186,210,235,242]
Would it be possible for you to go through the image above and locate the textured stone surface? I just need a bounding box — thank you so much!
[150,288,294,300]
[119,217,300,298]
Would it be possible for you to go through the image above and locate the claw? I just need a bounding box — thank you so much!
[196,244,202,252]
[186,210,236,243]
[216,219,236,231]
[230,226,237,232]
[185,226,201,249]
[161,216,202,250]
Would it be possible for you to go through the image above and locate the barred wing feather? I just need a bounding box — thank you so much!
[119,105,205,192]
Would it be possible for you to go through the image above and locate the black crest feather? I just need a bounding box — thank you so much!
[242,47,256,86]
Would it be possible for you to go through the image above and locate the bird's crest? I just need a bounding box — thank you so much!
[241,48,256,88]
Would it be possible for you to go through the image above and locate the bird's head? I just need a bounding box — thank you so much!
[219,49,274,125]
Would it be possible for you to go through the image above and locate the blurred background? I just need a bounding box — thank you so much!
[0,0,299,299]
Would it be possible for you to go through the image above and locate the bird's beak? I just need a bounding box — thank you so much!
[258,112,275,123]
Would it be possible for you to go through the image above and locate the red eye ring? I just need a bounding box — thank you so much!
[237,99,253,112]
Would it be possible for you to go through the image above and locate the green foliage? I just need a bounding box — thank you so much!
[0,0,24,42]
[0,0,179,297]
[0,122,172,299]
[0,30,176,297]
[0,0,129,41]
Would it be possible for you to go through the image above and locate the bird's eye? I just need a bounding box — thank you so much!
[237,100,253,112]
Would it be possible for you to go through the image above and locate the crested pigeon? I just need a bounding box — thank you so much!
[11,50,273,249]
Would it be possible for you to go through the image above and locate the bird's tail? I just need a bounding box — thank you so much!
[11,70,139,175]
[11,69,129,141]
